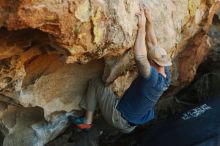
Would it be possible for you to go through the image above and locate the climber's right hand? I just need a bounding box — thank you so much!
[136,9,146,29]
[143,6,153,25]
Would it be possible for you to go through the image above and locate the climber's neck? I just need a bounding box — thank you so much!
[150,61,166,78]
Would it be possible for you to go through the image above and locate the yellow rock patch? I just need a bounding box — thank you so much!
[92,7,105,45]
[67,45,85,55]
[188,0,196,16]
[75,0,91,22]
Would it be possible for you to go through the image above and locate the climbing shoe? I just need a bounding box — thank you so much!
[69,116,92,131]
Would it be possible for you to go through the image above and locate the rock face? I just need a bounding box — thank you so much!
[0,95,77,146]
[176,3,220,103]
[0,0,219,145]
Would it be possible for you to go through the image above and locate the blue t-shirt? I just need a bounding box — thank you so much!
[117,67,171,125]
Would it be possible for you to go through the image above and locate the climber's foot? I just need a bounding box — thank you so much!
[69,116,92,132]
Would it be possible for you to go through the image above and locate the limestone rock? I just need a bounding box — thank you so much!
[157,1,220,119]
[20,59,104,119]
[0,0,140,64]
[0,0,214,63]
[0,99,77,146]
[0,0,219,145]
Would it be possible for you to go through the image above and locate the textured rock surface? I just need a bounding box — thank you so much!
[0,0,219,145]
[156,2,220,120]
[21,59,104,119]
[0,102,72,146]
[177,4,220,102]
[0,0,215,63]
[103,0,217,95]
[0,0,217,114]
[0,0,140,63]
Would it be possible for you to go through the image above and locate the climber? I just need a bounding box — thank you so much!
[70,7,172,133]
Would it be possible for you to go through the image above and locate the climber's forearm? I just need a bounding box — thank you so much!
[134,27,151,78]
[145,23,158,50]
[134,28,146,56]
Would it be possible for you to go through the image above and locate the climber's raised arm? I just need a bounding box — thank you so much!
[144,7,158,50]
[134,9,151,78]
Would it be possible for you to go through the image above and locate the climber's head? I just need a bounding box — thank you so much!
[148,46,172,67]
